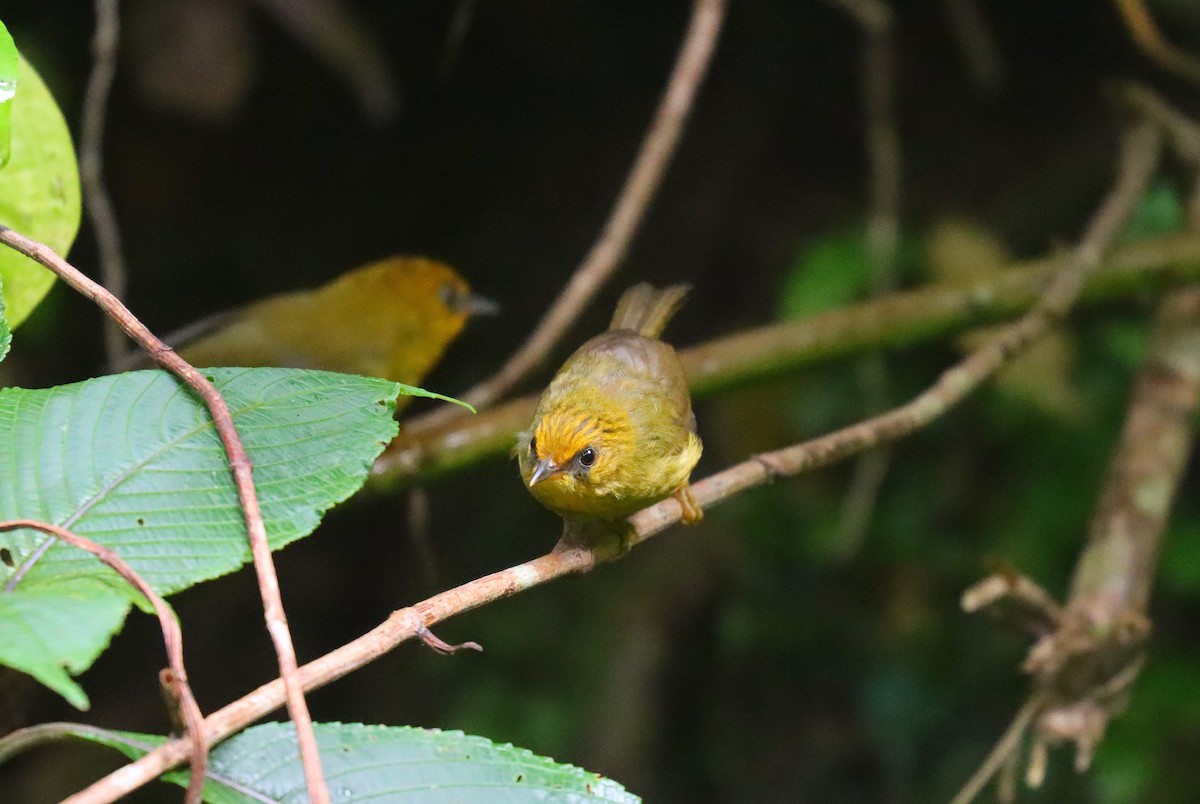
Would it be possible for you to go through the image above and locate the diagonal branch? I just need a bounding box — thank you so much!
[1113,0,1200,87]
[0,520,206,804]
[407,0,729,434]
[0,226,330,804]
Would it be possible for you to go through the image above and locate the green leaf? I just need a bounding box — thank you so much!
[1120,180,1184,244]
[90,723,640,803]
[0,21,16,168]
[780,231,874,320]
[779,226,919,320]
[0,53,81,329]
[0,581,130,709]
[0,368,400,705]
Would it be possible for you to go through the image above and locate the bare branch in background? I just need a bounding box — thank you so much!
[0,520,207,804]
[956,87,1200,800]
[1114,0,1200,87]
[941,0,1005,92]
[407,0,729,434]
[80,0,131,368]
[0,226,330,804]
[959,283,1200,801]
[253,0,399,123]
[824,0,903,557]
[438,0,479,81]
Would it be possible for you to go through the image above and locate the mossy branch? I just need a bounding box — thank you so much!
[373,227,1200,489]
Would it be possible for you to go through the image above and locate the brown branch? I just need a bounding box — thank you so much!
[1120,81,1200,164]
[79,0,130,369]
[1113,0,1200,87]
[1024,283,1200,770]
[0,520,206,804]
[958,284,1200,800]
[956,88,1200,801]
[0,226,330,804]
[62,117,1163,802]
[407,0,728,434]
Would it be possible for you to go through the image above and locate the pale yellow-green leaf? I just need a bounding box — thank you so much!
[0,54,80,328]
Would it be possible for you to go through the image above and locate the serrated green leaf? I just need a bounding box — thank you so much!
[87,722,640,803]
[0,53,80,328]
[0,367,400,704]
[0,21,16,168]
[0,581,130,709]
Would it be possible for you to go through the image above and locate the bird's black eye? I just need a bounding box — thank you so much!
[578,447,596,468]
[438,282,461,310]
[529,436,538,457]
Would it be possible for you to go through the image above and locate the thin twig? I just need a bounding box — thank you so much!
[1113,0,1200,87]
[79,0,130,369]
[940,0,1005,92]
[373,226,1200,489]
[407,0,728,433]
[61,119,1162,801]
[1120,81,1200,164]
[0,520,206,804]
[949,694,1042,804]
[438,0,479,81]
[826,0,902,556]
[252,0,399,123]
[0,226,330,804]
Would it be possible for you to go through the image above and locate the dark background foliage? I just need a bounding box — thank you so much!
[2,1,1200,801]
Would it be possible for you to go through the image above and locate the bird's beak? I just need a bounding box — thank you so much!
[528,456,560,487]
[462,292,500,317]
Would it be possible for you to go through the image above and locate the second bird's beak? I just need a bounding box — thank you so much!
[462,292,500,317]
[528,456,560,487]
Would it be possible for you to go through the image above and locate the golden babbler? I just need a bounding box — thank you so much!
[179,257,494,399]
[518,283,703,526]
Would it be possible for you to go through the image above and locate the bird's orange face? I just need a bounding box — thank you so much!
[525,408,604,486]
[319,257,497,385]
[518,396,646,519]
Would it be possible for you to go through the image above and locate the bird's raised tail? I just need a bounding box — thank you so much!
[608,282,691,338]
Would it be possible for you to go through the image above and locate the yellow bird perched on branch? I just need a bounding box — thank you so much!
[517,283,703,531]
[175,256,495,402]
